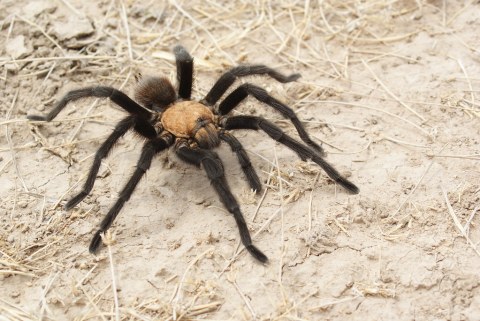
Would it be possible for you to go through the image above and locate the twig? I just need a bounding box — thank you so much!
[431,154,480,161]
[171,248,212,320]
[322,42,342,78]
[78,284,109,321]
[0,55,115,66]
[312,99,430,136]
[251,165,273,222]
[362,59,425,122]
[106,232,120,321]
[169,0,235,65]
[274,144,288,307]
[38,271,59,318]
[308,295,363,311]
[464,206,479,237]
[119,0,133,60]
[231,276,257,319]
[446,0,476,26]
[390,153,439,219]
[442,187,480,257]
[59,0,85,17]
[454,57,476,116]
[5,89,28,192]
[15,15,66,56]
[345,31,419,44]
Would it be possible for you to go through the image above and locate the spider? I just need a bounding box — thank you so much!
[28,45,359,263]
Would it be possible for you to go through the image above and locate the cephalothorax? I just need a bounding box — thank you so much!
[28,46,359,263]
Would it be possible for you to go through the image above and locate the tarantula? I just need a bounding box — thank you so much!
[28,45,359,263]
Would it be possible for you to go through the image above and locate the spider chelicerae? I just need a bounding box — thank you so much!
[28,45,359,263]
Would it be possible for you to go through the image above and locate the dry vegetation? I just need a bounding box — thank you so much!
[1,0,480,320]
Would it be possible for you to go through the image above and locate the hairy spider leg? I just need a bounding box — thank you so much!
[27,86,153,121]
[174,45,194,100]
[203,65,300,106]
[219,130,262,193]
[218,83,325,155]
[224,115,359,194]
[65,115,157,210]
[89,135,174,253]
[176,142,268,263]
[26,86,159,209]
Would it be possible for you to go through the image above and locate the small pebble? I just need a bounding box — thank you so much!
[18,201,28,209]
[10,291,20,298]
[194,197,205,205]
[52,18,94,41]
[6,35,32,59]
[22,1,57,18]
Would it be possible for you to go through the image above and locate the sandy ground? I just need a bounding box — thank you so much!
[1,1,480,320]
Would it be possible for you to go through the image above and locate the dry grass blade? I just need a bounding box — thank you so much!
[15,14,66,55]
[454,57,477,118]
[5,90,28,192]
[171,248,214,320]
[308,295,363,312]
[119,0,133,61]
[104,231,120,321]
[0,56,115,66]
[442,187,480,257]
[390,158,436,219]
[362,59,425,122]
[315,100,430,136]
[0,298,37,321]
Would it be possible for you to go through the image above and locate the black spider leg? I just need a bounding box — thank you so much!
[203,65,301,106]
[173,45,194,100]
[65,115,157,210]
[218,84,325,155]
[27,86,153,121]
[175,142,268,263]
[89,134,174,253]
[224,115,360,194]
[219,130,262,193]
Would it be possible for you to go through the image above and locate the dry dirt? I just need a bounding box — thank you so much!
[1,1,480,320]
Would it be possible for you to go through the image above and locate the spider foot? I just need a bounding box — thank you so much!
[246,245,269,263]
[338,177,360,194]
[285,73,301,82]
[27,114,48,121]
[64,191,88,210]
[89,230,103,253]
